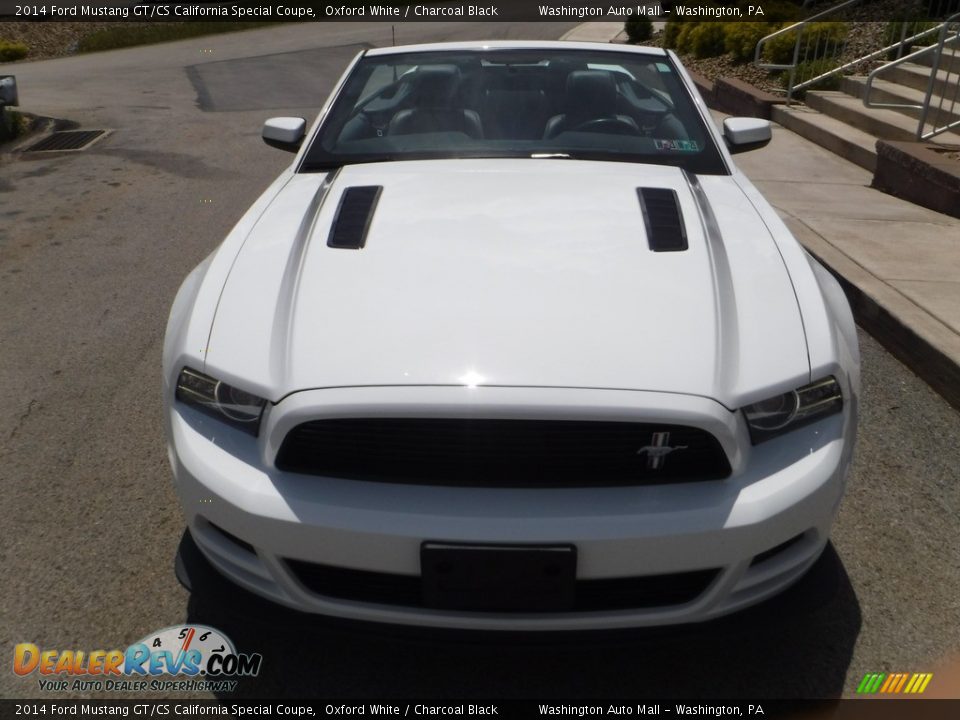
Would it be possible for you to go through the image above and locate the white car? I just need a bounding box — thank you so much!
[163,41,859,630]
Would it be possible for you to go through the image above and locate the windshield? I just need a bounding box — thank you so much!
[301,49,727,174]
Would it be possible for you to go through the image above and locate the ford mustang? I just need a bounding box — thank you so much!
[163,41,860,630]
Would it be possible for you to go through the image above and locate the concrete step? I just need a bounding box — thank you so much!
[805,91,928,141]
[883,61,960,97]
[909,41,960,69]
[771,104,879,172]
[841,76,960,129]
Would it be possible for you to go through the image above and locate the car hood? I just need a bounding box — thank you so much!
[205,159,810,409]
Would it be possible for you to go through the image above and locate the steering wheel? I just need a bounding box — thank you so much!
[571,118,641,136]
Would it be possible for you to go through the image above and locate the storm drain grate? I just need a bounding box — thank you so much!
[24,130,107,153]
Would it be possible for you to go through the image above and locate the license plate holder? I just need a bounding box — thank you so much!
[421,543,576,612]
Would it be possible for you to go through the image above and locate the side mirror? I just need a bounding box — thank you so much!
[722,117,771,154]
[0,76,18,107]
[262,117,306,153]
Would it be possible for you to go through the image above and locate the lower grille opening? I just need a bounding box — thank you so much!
[750,532,806,567]
[275,418,731,487]
[207,521,256,556]
[575,570,719,610]
[285,559,719,612]
[288,561,422,607]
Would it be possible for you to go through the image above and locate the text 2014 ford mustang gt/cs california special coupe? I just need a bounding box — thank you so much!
[163,42,859,630]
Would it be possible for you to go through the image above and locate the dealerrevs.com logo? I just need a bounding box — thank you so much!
[13,625,262,693]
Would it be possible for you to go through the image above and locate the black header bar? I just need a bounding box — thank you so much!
[3,700,960,720]
[1,1,958,23]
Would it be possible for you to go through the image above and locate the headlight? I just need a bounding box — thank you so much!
[742,376,843,444]
[175,367,266,436]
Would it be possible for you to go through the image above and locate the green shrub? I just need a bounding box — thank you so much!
[672,22,724,57]
[688,23,728,59]
[0,40,29,62]
[719,2,805,63]
[723,22,778,63]
[883,20,939,59]
[884,20,939,46]
[745,0,804,22]
[663,3,807,62]
[763,22,848,65]
[663,4,813,63]
[662,21,683,50]
[672,22,700,54]
[785,58,844,93]
[624,19,654,43]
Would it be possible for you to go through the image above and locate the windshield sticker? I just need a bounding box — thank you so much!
[656,62,672,73]
[654,139,699,152]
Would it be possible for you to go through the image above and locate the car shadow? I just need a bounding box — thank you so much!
[177,530,860,699]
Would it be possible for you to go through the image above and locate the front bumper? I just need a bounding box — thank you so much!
[166,386,854,631]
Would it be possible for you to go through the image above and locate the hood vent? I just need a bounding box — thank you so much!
[637,187,687,252]
[327,186,383,249]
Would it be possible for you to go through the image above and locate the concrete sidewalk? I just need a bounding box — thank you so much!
[560,22,628,43]
[563,22,960,410]
[735,123,960,410]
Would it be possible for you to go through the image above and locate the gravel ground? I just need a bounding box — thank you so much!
[683,51,784,94]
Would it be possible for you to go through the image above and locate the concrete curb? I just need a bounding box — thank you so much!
[689,71,785,120]
[784,217,960,413]
[873,140,960,221]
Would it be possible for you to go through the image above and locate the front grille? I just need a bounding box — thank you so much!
[275,418,730,486]
[286,559,719,612]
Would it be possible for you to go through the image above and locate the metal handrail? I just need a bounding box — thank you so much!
[754,0,861,71]
[864,13,960,140]
[794,26,950,92]
[754,0,947,104]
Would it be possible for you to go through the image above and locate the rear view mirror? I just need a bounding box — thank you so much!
[262,117,306,153]
[722,117,772,154]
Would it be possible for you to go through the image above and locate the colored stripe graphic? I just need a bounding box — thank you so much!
[913,673,933,694]
[888,673,908,693]
[856,672,933,694]
[858,673,874,693]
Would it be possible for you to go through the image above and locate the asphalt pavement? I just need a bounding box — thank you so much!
[1,22,959,700]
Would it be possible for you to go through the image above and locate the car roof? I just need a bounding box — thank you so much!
[364,40,669,57]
